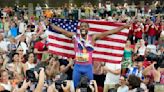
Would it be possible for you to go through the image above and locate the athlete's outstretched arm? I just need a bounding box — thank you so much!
[92,24,129,41]
[50,23,75,38]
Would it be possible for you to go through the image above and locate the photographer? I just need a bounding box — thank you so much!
[14,68,45,92]
[76,76,98,92]
[45,56,60,83]
[23,52,36,76]
[59,57,73,80]
[47,80,74,92]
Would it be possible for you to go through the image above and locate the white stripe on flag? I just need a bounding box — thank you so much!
[49,46,74,55]
[93,54,122,61]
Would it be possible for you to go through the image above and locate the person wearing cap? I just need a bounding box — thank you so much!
[126,55,145,80]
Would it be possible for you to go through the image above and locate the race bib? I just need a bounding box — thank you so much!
[76,52,89,62]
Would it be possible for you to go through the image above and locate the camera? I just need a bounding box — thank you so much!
[77,76,93,92]
[26,68,40,82]
[26,62,47,82]
[55,74,68,91]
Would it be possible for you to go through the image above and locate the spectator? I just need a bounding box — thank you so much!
[0,18,3,33]
[45,56,60,82]
[103,62,121,92]
[7,37,17,59]
[127,75,147,92]
[146,44,157,54]
[16,47,26,64]
[59,58,73,80]
[93,61,105,90]
[76,76,98,92]
[146,20,158,45]
[34,35,48,61]
[36,21,45,36]
[16,34,29,55]
[105,1,112,17]
[121,40,133,75]
[29,33,38,52]
[15,68,45,92]
[7,53,24,80]
[3,18,10,38]
[157,45,164,55]
[35,4,42,18]
[159,62,164,84]
[47,80,74,92]
[126,55,144,80]
[134,39,146,56]
[0,55,6,69]
[134,20,144,43]
[143,55,164,91]
[117,76,128,92]
[23,52,36,75]
[18,19,26,34]
[155,19,162,41]
[9,22,18,38]
[0,33,8,54]
[0,69,13,91]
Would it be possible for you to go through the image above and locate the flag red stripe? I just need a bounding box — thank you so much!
[49,50,74,58]
[80,20,124,27]
[93,58,121,64]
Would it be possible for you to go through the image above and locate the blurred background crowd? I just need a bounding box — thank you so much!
[0,0,163,92]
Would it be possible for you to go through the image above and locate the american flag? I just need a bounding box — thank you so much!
[47,18,129,64]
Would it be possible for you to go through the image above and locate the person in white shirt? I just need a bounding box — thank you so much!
[134,39,146,56]
[23,52,36,75]
[16,34,29,55]
[105,1,111,16]
[35,4,42,18]
[117,76,128,92]
[0,69,12,91]
[19,19,26,34]
[146,44,157,54]
[103,62,121,92]
[0,34,9,53]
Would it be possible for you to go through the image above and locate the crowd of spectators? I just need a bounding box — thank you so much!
[0,1,163,92]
